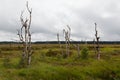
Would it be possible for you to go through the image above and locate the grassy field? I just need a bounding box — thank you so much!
[0,43,120,80]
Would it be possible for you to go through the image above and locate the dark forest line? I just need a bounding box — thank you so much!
[0,41,120,44]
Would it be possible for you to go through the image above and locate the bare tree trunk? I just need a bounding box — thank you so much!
[94,23,100,60]
[67,25,71,57]
[63,25,71,57]
[66,38,68,56]
[17,1,33,66]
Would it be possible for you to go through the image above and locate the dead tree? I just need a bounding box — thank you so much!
[94,23,100,60]
[17,2,33,66]
[57,33,63,55]
[63,25,71,57]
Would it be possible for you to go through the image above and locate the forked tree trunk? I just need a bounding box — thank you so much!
[17,2,33,66]
[63,25,71,57]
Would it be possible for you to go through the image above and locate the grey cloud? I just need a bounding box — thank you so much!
[0,0,120,41]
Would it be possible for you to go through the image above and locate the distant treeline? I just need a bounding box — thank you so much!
[34,41,120,44]
[0,41,120,44]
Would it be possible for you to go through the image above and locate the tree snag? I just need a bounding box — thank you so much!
[17,2,33,66]
[94,23,100,60]
[63,25,71,57]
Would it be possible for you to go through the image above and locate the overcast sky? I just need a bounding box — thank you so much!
[0,0,120,41]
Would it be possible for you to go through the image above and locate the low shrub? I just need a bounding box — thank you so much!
[81,47,89,59]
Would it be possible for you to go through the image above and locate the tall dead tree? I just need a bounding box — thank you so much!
[94,23,100,60]
[63,25,71,57]
[17,2,33,66]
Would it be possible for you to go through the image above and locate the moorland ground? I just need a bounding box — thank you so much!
[0,43,120,80]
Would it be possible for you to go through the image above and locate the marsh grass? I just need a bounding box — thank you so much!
[0,44,120,80]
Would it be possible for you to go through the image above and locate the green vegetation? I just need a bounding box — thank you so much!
[0,44,120,80]
[81,47,89,59]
